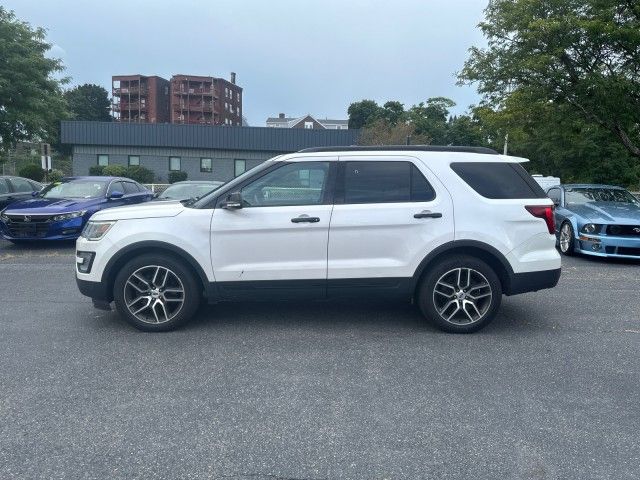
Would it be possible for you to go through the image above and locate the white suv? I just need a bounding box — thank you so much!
[75,146,561,333]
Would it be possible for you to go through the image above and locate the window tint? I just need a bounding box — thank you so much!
[108,181,125,194]
[122,182,139,194]
[342,161,435,204]
[241,162,329,207]
[11,177,35,193]
[0,180,9,194]
[451,162,547,199]
[547,188,561,204]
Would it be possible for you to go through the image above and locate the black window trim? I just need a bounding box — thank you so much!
[334,159,437,205]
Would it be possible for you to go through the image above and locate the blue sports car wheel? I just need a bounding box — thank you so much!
[559,222,575,256]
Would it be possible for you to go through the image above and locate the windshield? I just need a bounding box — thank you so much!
[565,187,639,205]
[191,160,277,208]
[159,183,221,200]
[40,180,109,199]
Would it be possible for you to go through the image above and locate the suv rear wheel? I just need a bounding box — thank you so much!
[113,254,201,332]
[417,255,502,333]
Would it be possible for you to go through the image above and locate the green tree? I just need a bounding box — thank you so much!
[358,118,429,146]
[408,97,456,145]
[347,100,382,129]
[0,7,68,154]
[459,0,640,159]
[64,84,111,121]
[379,101,406,126]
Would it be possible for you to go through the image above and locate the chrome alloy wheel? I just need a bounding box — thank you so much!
[123,265,185,324]
[559,223,572,253]
[432,268,492,325]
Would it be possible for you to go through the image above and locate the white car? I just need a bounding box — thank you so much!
[75,146,561,333]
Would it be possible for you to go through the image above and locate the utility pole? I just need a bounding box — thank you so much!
[503,133,509,155]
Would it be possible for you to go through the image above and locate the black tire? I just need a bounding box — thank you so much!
[417,255,502,333]
[558,221,575,256]
[113,253,201,332]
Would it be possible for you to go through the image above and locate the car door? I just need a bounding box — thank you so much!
[327,156,454,291]
[210,159,335,299]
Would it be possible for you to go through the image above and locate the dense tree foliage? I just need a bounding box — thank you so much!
[64,84,111,122]
[0,7,68,152]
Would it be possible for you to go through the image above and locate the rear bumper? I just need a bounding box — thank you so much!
[505,268,561,296]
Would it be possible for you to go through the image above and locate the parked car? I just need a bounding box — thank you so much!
[547,184,640,258]
[0,176,43,210]
[153,181,223,202]
[75,146,561,333]
[0,176,153,242]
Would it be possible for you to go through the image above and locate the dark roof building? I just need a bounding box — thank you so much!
[61,121,359,183]
[266,113,349,130]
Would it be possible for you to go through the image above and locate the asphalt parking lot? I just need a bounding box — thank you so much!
[0,239,639,480]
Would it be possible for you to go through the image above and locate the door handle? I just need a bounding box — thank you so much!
[291,215,320,223]
[414,211,442,219]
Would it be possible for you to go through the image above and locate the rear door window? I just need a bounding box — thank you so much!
[341,161,435,204]
[451,162,547,199]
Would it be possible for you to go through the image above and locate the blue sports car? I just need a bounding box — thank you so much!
[546,184,640,259]
[0,176,153,242]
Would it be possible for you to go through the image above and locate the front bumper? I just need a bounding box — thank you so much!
[575,233,640,259]
[0,217,85,240]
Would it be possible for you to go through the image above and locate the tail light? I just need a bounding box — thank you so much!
[525,205,555,234]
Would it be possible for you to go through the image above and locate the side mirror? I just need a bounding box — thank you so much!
[221,191,243,210]
[108,191,124,200]
[553,199,560,207]
[31,191,39,197]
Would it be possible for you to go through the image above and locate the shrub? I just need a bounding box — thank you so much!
[89,165,105,176]
[168,171,188,184]
[126,165,155,183]
[102,164,128,177]
[19,164,45,182]
[47,169,64,183]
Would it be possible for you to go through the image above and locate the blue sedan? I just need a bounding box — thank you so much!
[546,184,640,259]
[0,176,153,242]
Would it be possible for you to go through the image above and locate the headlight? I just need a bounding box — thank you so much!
[52,210,86,222]
[81,221,116,240]
[581,223,599,234]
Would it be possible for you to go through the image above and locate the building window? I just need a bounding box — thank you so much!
[234,159,246,177]
[200,158,212,173]
[128,155,140,166]
[169,157,181,171]
[97,154,109,166]
[304,121,313,129]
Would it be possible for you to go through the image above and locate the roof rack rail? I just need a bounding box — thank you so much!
[298,145,499,155]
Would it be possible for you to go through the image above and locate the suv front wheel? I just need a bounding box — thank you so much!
[417,255,502,333]
[113,253,201,332]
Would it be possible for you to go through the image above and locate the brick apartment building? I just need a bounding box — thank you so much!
[112,75,170,123]
[112,73,242,126]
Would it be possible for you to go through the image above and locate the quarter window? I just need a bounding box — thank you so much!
[241,162,329,207]
[128,155,140,166]
[451,162,547,199]
[169,157,181,171]
[97,154,109,166]
[342,161,435,204]
[201,158,213,173]
[234,159,246,177]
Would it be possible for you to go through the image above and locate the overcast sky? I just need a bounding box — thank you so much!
[4,0,488,125]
